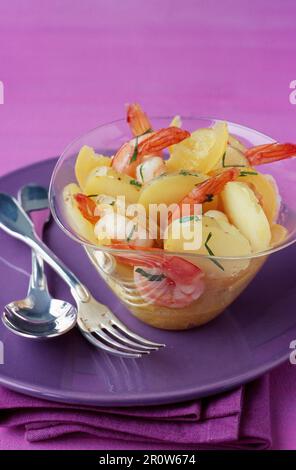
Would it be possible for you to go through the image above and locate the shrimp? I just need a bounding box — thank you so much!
[138,127,190,157]
[126,103,152,137]
[74,193,99,224]
[109,243,205,308]
[95,210,154,248]
[112,127,190,177]
[136,156,166,184]
[170,168,240,224]
[245,142,296,166]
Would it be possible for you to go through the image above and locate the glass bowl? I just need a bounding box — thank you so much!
[49,117,296,330]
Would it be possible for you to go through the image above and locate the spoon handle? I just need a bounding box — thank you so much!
[26,208,49,290]
[29,236,90,302]
[0,193,90,303]
[30,250,47,290]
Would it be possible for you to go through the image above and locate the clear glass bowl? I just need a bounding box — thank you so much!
[49,117,296,330]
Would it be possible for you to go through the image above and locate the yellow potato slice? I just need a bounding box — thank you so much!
[270,223,288,246]
[228,134,247,153]
[84,167,141,203]
[75,145,111,189]
[221,181,271,252]
[164,216,251,278]
[204,210,229,223]
[237,170,280,224]
[138,172,207,211]
[215,145,248,169]
[62,183,98,244]
[169,115,182,128]
[167,122,228,174]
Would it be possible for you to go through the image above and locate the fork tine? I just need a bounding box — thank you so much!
[104,325,159,351]
[111,319,166,348]
[80,330,142,358]
[94,329,151,355]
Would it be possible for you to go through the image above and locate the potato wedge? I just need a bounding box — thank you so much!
[221,181,271,252]
[138,172,207,211]
[84,167,141,203]
[228,134,247,153]
[169,115,182,128]
[215,145,248,169]
[164,215,251,278]
[237,170,280,223]
[204,210,229,223]
[75,145,110,189]
[62,183,98,244]
[270,223,288,246]
[167,122,228,174]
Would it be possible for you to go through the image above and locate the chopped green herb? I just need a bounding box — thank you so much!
[222,151,245,168]
[130,136,139,162]
[141,128,153,135]
[86,195,115,206]
[139,164,144,181]
[204,194,214,203]
[127,224,136,242]
[179,215,200,223]
[130,179,142,188]
[205,232,225,271]
[239,170,258,177]
[135,267,166,282]
[179,170,200,176]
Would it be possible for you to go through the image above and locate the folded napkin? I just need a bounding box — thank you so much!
[0,375,271,449]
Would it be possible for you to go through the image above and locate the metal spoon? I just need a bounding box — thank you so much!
[0,193,164,356]
[3,185,77,338]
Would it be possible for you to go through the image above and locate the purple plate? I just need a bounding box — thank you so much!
[0,159,295,406]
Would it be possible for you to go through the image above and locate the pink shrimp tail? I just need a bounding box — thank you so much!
[109,242,165,268]
[245,143,296,166]
[184,168,240,205]
[126,103,152,137]
[137,127,190,158]
[169,168,240,225]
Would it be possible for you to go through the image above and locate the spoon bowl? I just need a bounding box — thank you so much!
[3,306,76,339]
[1,186,78,339]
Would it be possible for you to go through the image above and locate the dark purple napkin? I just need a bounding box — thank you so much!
[0,375,271,449]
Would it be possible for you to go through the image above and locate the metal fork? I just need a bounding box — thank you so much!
[0,193,165,358]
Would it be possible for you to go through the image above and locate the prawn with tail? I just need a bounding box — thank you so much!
[115,103,190,179]
[109,243,205,309]
[169,168,240,224]
[126,102,152,137]
[245,143,296,166]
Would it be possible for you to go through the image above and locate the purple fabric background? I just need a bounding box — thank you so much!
[0,0,296,450]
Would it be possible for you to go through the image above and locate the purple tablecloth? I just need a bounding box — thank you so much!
[0,0,296,450]
[0,377,271,450]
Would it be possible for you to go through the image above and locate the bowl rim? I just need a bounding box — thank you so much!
[49,115,296,261]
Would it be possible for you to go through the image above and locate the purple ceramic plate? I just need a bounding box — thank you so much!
[0,159,295,406]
